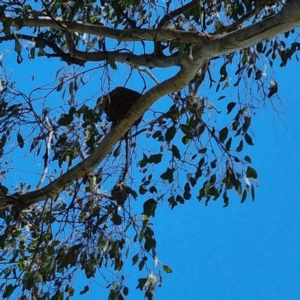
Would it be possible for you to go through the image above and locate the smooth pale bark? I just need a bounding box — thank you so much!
[0,0,299,208]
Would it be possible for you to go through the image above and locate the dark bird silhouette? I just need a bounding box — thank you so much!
[103,87,143,127]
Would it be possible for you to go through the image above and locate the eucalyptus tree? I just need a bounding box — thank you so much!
[0,0,299,299]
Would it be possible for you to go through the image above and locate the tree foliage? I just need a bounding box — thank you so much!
[0,0,299,298]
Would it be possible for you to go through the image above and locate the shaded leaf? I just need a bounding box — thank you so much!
[148,154,162,164]
[3,284,15,298]
[165,125,176,142]
[227,102,236,114]
[171,145,181,159]
[219,127,228,143]
[132,253,139,266]
[160,168,174,183]
[111,213,122,225]
[236,140,243,152]
[244,133,254,145]
[246,166,257,179]
[143,199,157,217]
[251,184,255,201]
[17,133,24,148]
[241,189,247,203]
[79,286,89,295]
[244,155,252,163]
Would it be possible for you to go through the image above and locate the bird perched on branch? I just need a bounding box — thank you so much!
[103,87,143,127]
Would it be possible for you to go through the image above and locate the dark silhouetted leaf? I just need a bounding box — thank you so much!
[226,137,232,151]
[148,154,162,164]
[111,213,122,225]
[165,125,176,142]
[160,168,174,183]
[246,166,257,179]
[227,102,236,114]
[123,286,129,296]
[132,253,139,265]
[171,145,181,159]
[58,113,73,126]
[236,140,243,152]
[143,199,157,217]
[244,155,252,163]
[219,127,228,143]
[241,189,247,203]
[251,184,255,201]
[244,133,254,145]
[136,278,147,290]
[79,286,89,295]
[17,133,24,148]
[3,284,15,298]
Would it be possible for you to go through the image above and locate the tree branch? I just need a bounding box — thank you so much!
[68,50,179,68]
[154,0,201,57]
[1,15,209,44]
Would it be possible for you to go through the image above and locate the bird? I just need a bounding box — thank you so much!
[102,87,143,127]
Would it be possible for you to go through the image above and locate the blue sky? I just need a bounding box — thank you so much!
[1,31,300,300]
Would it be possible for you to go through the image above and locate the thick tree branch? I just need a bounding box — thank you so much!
[193,0,300,59]
[69,50,179,68]
[1,15,208,44]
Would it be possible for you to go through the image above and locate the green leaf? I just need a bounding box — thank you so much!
[217,95,226,101]
[152,130,162,139]
[244,133,254,145]
[79,286,89,295]
[171,145,181,159]
[139,153,148,168]
[160,168,174,183]
[148,154,162,164]
[219,63,228,82]
[132,253,139,265]
[244,155,252,163]
[123,286,129,296]
[3,284,15,298]
[165,125,176,142]
[111,213,122,225]
[162,264,173,273]
[243,116,251,132]
[176,194,184,204]
[113,143,121,157]
[58,113,73,126]
[139,185,148,195]
[219,127,228,143]
[227,102,236,114]
[236,140,243,152]
[17,133,24,148]
[251,184,255,201]
[149,186,157,194]
[225,137,232,151]
[241,189,247,203]
[108,57,117,70]
[14,35,22,54]
[143,199,157,217]
[136,278,147,290]
[223,191,229,207]
[246,166,257,179]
